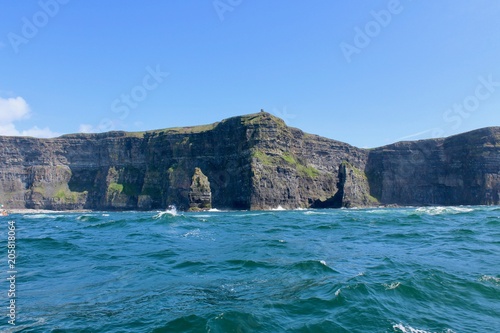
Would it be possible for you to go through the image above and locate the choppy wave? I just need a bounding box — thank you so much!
[22,213,55,219]
[415,206,475,215]
[384,281,401,290]
[153,205,180,219]
[303,210,329,215]
[479,275,500,284]
[23,236,80,252]
[393,323,456,333]
[2,318,47,333]
[5,206,499,332]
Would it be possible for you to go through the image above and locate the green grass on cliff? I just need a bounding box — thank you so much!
[252,150,320,179]
[241,112,287,127]
[108,181,141,197]
[281,153,296,165]
[368,194,379,204]
[108,183,124,194]
[282,153,320,178]
[341,160,367,179]
[297,164,320,178]
[252,150,272,165]
[55,189,81,203]
[147,123,218,136]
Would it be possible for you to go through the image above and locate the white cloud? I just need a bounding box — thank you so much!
[79,119,121,134]
[0,96,30,122]
[79,124,96,133]
[0,96,60,138]
[0,123,20,136]
[21,126,60,138]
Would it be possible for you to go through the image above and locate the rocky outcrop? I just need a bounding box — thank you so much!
[246,113,369,209]
[0,112,498,210]
[188,167,212,211]
[311,161,375,208]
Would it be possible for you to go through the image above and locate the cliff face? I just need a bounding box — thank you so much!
[246,113,372,209]
[0,118,254,211]
[0,112,498,210]
[366,127,500,206]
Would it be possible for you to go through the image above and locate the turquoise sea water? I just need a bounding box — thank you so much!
[0,206,499,332]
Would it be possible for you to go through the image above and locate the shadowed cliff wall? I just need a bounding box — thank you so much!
[0,112,498,210]
[366,127,500,206]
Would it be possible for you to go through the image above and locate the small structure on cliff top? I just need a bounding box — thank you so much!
[188,167,212,211]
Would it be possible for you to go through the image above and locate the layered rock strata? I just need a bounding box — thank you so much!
[0,112,498,210]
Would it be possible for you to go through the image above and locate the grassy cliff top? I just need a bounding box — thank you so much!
[58,112,284,139]
[10,112,500,149]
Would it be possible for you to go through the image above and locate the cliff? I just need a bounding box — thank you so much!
[366,127,500,206]
[0,112,498,210]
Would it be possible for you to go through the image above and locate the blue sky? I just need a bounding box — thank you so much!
[1,0,499,148]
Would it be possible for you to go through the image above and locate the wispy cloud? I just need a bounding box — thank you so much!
[394,129,435,142]
[78,124,96,133]
[0,96,60,138]
[21,126,60,138]
[78,118,123,134]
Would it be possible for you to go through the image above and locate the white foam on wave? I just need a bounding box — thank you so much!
[383,281,401,290]
[182,228,201,238]
[479,275,500,284]
[303,210,328,215]
[24,213,74,220]
[393,324,455,333]
[365,209,392,214]
[393,324,430,333]
[153,205,178,219]
[193,214,211,218]
[4,317,46,333]
[23,214,51,219]
[232,213,265,217]
[271,205,286,211]
[415,206,474,215]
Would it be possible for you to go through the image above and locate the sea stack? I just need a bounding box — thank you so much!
[188,167,212,211]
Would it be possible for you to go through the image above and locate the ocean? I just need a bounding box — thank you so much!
[1,206,499,332]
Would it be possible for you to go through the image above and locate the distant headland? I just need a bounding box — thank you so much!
[0,112,498,211]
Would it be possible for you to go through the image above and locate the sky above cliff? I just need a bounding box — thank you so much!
[1,0,499,148]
